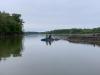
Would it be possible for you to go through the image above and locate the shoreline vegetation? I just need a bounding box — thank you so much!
[45,27,100,34]
[0,11,23,36]
[42,27,100,41]
[43,27,100,37]
[0,11,100,39]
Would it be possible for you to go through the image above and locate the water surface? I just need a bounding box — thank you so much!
[0,34,100,75]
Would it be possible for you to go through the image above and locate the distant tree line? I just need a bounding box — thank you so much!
[0,11,23,35]
[46,27,100,34]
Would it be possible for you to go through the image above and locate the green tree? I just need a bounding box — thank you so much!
[0,11,23,35]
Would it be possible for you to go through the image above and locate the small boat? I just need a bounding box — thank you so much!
[41,35,60,41]
[41,38,54,41]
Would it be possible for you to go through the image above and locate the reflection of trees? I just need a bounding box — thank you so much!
[50,35,100,47]
[67,37,100,47]
[0,36,23,60]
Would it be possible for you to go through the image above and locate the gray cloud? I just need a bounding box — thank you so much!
[0,0,100,31]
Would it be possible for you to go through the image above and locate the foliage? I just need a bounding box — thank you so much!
[46,27,100,34]
[0,11,23,34]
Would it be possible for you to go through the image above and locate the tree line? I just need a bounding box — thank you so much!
[46,27,100,34]
[0,11,23,35]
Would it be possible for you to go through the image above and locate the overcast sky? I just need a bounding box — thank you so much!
[0,0,100,31]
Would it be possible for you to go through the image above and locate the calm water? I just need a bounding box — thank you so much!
[0,34,100,75]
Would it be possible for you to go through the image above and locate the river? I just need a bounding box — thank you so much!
[0,34,100,75]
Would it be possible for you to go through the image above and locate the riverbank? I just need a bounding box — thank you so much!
[67,33,100,40]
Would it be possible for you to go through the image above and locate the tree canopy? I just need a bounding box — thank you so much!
[0,11,23,34]
[46,27,100,34]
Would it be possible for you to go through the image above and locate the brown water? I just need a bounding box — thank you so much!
[0,34,100,75]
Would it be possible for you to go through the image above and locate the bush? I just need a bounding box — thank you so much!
[0,11,23,34]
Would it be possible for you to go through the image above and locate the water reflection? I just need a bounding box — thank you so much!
[41,35,100,47]
[0,36,23,61]
[42,39,54,45]
[67,37,100,47]
[41,35,60,45]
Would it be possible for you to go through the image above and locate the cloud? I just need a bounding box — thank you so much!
[0,0,100,31]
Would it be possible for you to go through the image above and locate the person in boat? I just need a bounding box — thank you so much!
[46,34,52,39]
[48,35,52,39]
[41,34,53,41]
